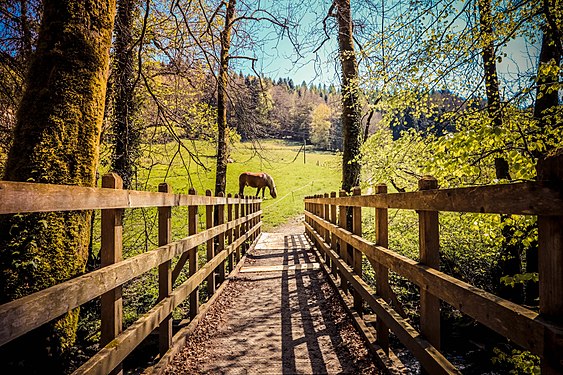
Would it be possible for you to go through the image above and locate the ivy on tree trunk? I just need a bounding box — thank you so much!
[112,0,139,190]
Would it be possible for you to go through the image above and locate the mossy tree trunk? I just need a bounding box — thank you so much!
[215,0,236,197]
[336,0,362,192]
[0,0,116,371]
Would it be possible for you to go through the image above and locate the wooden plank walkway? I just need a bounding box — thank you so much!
[164,231,381,374]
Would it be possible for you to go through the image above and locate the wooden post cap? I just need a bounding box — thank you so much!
[102,173,123,189]
[418,176,438,190]
[158,182,171,193]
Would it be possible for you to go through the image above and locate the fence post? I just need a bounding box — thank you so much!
[241,196,247,253]
[100,173,123,375]
[311,194,319,232]
[375,183,390,353]
[537,150,563,374]
[339,190,348,293]
[217,192,226,284]
[323,192,330,268]
[304,197,309,238]
[157,182,172,357]
[188,188,199,319]
[318,195,323,237]
[227,193,234,272]
[205,190,215,295]
[330,192,338,276]
[250,196,255,240]
[234,194,241,261]
[308,197,312,230]
[324,193,330,249]
[418,176,440,350]
[257,197,262,236]
[245,196,250,251]
[352,187,363,314]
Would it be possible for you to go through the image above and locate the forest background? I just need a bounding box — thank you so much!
[0,0,561,373]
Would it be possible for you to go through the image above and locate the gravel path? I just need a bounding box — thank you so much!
[165,229,381,375]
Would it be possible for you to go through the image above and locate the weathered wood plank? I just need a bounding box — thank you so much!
[0,211,261,347]
[352,187,363,313]
[330,192,338,277]
[239,263,320,273]
[375,184,390,353]
[339,190,349,293]
[157,182,172,358]
[306,222,460,375]
[100,173,124,375]
[206,190,215,295]
[188,188,199,320]
[227,193,234,273]
[234,194,241,262]
[304,182,563,215]
[0,181,261,214]
[418,176,441,350]
[305,210,547,355]
[217,192,226,284]
[73,223,261,375]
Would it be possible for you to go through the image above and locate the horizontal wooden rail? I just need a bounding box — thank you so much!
[304,181,563,216]
[0,211,261,346]
[0,174,264,375]
[0,181,258,214]
[305,210,547,355]
[73,221,261,375]
[306,221,460,375]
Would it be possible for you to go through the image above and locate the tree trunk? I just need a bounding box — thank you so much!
[525,1,562,305]
[478,0,502,130]
[19,0,33,61]
[0,0,116,371]
[477,0,525,303]
[336,0,362,192]
[478,0,511,181]
[112,0,139,189]
[533,5,561,128]
[215,0,236,196]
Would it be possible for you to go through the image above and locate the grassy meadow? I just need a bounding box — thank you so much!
[127,139,342,230]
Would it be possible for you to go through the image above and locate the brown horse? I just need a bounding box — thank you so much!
[239,172,277,198]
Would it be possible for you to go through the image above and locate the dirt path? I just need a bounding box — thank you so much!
[165,231,381,374]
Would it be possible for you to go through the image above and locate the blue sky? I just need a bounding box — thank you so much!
[234,0,542,95]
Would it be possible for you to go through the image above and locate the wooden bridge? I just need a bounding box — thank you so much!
[0,153,562,374]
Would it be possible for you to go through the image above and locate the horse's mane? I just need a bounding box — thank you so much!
[264,173,277,194]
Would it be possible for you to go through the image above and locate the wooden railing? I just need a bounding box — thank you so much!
[0,173,262,374]
[304,155,563,375]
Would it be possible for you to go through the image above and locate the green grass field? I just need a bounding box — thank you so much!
[129,139,342,230]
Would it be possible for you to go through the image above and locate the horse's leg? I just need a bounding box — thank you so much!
[256,187,261,198]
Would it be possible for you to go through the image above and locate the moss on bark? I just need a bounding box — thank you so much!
[0,0,116,370]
